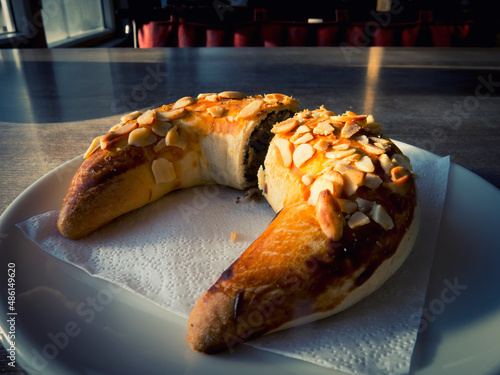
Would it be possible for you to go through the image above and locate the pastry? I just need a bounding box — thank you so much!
[57,92,299,239]
[186,107,419,353]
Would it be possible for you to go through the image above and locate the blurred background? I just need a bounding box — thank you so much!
[0,0,499,49]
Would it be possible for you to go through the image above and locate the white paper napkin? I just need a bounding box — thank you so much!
[17,155,450,375]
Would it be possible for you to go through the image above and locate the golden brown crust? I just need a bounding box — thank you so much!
[57,92,299,239]
[186,107,419,353]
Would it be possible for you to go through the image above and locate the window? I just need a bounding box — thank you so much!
[0,0,15,35]
[41,0,115,47]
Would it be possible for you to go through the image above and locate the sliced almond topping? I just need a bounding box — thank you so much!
[157,108,187,121]
[355,135,369,144]
[341,120,361,139]
[379,153,394,175]
[355,197,374,213]
[153,138,167,153]
[271,118,299,134]
[151,158,176,184]
[302,173,315,186]
[137,109,156,126]
[292,132,314,145]
[342,169,365,196]
[384,175,411,195]
[369,136,391,144]
[165,125,188,149]
[293,143,315,168]
[120,110,142,122]
[128,127,157,147]
[364,173,383,189]
[218,91,247,99]
[374,142,391,151]
[325,148,357,159]
[84,136,101,158]
[151,120,171,137]
[369,203,394,230]
[316,190,344,241]
[308,176,334,206]
[108,123,122,132]
[236,99,264,118]
[313,138,330,151]
[313,121,334,136]
[113,121,138,136]
[331,114,367,123]
[337,198,358,214]
[392,154,413,171]
[354,155,375,172]
[174,96,196,109]
[197,92,216,99]
[347,211,371,229]
[296,125,311,134]
[322,169,344,196]
[362,142,386,155]
[391,166,411,181]
[332,143,350,151]
[274,137,293,168]
[204,94,219,102]
[207,106,225,118]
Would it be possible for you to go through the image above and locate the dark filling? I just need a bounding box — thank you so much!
[243,110,295,187]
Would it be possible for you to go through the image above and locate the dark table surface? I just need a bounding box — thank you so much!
[0,47,499,374]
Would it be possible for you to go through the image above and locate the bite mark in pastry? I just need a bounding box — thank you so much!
[186,107,419,353]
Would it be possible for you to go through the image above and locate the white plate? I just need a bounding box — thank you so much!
[1,142,499,375]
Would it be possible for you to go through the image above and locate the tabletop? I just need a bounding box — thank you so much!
[0,47,499,374]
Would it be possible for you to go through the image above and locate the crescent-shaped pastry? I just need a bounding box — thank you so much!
[57,92,299,240]
[186,106,419,353]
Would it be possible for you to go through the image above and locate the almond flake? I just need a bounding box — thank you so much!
[120,110,142,122]
[151,158,176,184]
[362,143,386,155]
[207,106,225,118]
[342,169,365,196]
[355,197,374,213]
[292,132,314,145]
[218,91,247,99]
[137,109,156,126]
[369,136,391,144]
[151,120,172,137]
[325,148,356,159]
[293,143,315,168]
[347,211,370,229]
[341,121,361,138]
[364,173,383,189]
[165,126,188,149]
[391,154,412,171]
[84,136,101,158]
[379,153,394,175]
[236,99,263,118]
[128,127,157,147]
[296,125,311,134]
[174,96,196,109]
[204,94,219,102]
[337,198,358,214]
[308,176,336,205]
[369,203,394,230]
[354,155,375,172]
[197,92,216,99]
[157,108,187,121]
[391,166,411,181]
[332,143,350,150]
[274,137,293,168]
[313,121,334,135]
[271,118,299,134]
[302,173,315,186]
[355,135,369,144]
[316,190,344,241]
[153,138,167,153]
[257,166,266,191]
[313,139,330,151]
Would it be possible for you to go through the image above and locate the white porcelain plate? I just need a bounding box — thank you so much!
[1,142,499,375]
